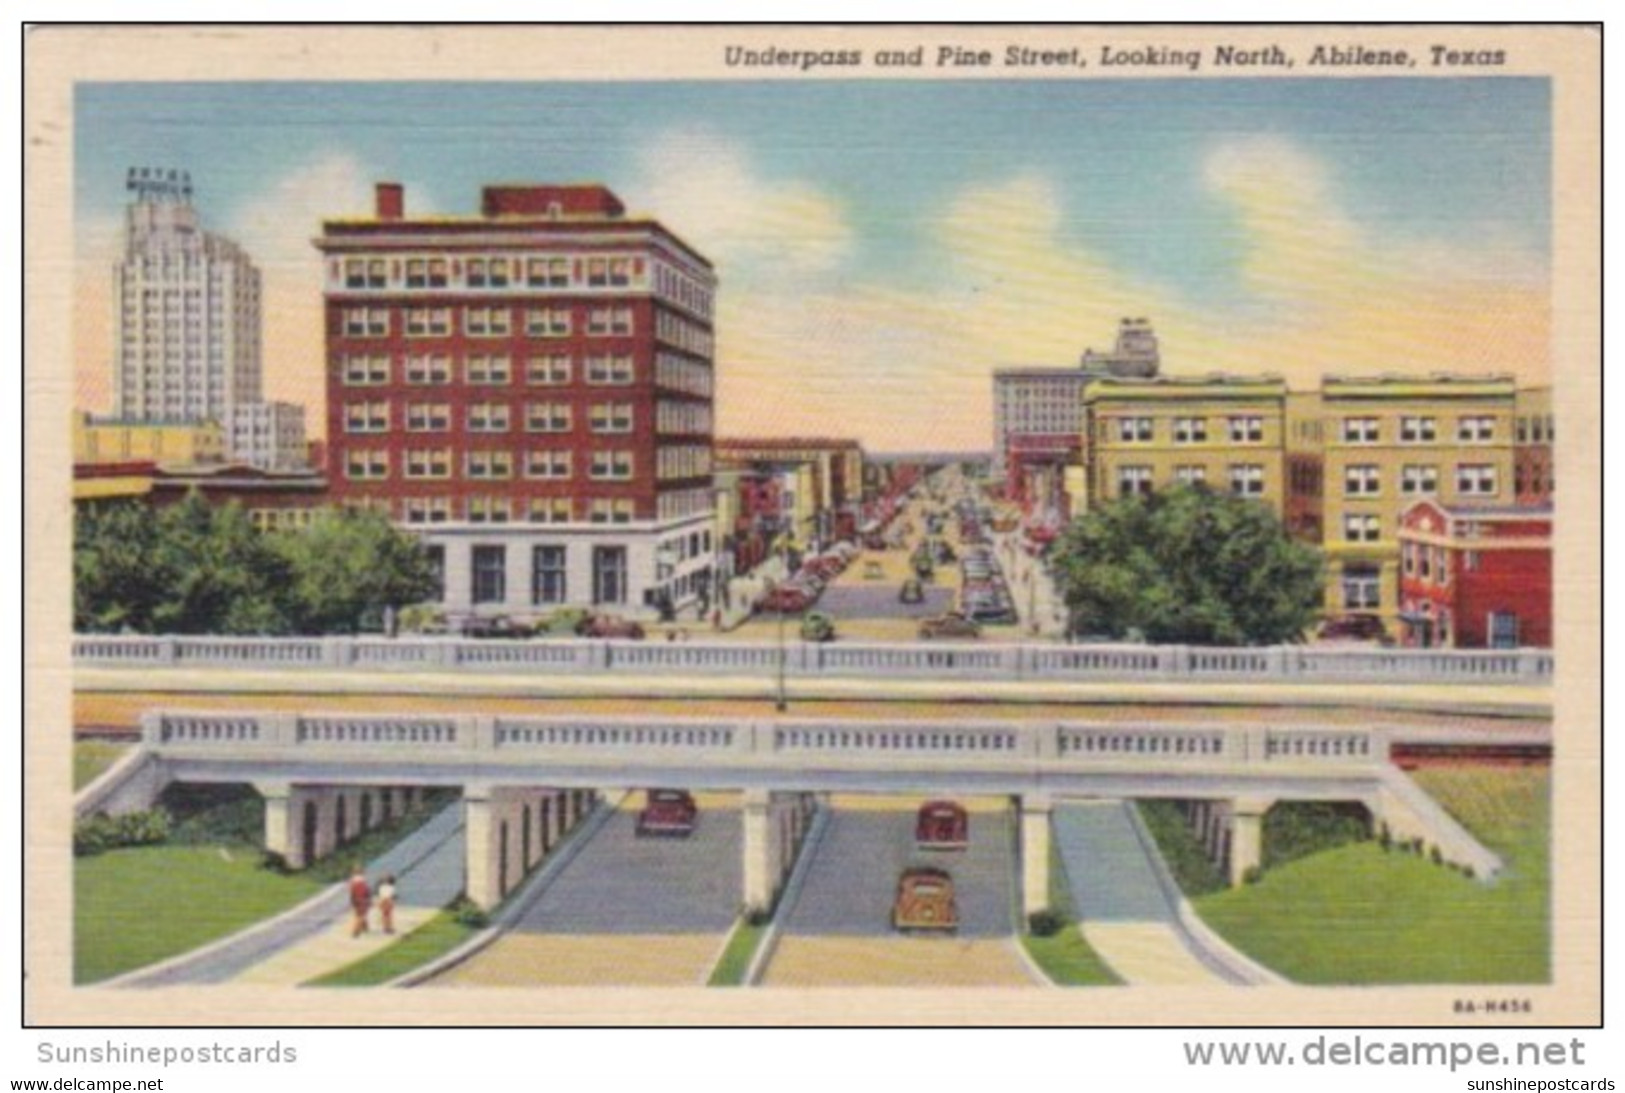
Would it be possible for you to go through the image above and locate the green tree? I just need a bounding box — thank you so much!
[1051,484,1322,645]
[74,501,169,632]
[148,492,295,634]
[275,507,439,634]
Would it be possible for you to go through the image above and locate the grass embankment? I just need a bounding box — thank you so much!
[75,786,457,985]
[73,741,130,791]
[1019,840,1122,986]
[707,919,770,986]
[1186,768,1549,984]
[308,909,479,987]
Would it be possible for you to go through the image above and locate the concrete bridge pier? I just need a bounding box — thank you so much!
[1020,793,1053,919]
[257,782,398,870]
[741,789,818,917]
[1228,797,1273,885]
[465,785,598,910]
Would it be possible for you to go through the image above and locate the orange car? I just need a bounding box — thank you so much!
[915,800,969,851]
[892,866,959,934]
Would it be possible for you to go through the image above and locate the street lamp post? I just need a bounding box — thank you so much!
[774,536,789,712]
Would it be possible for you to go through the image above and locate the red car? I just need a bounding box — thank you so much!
[1317,614,1391,644]
[759,585,815,614]
[892,866,959,934]
[575,614,647,640]
[636,789,697,837]
[915,801,969,851]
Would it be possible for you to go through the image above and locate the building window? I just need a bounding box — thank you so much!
[527,355,571,386]
[589,450,635,481]
[467,497,513,524]
[464,307,512,338]
[1343,514,1381,543]
[1488,611,1520,649]
[1401,464,1439,495]
[526,257,570,288]
[589,498,635,524]
[471,546,507,605]
[532,545,567,605]
[344,258,387,289]
[589,402,635,434]
[404,498,451,525]
[406,402,451,432]
[1174,465,1207,486]
[1402,542,1416,577]
[592,546,628,604]
[466,355,513,385]
[1228,464,1265,496]
[424,545,445,598]
[1457,416,1496,443]
[465,450,514,480]
[526,402,572,433]
[528,497,573,524]
[345,450,389,481]
[1463,549,1479,573]
[1228,416,1265,443]
[405,354,452,385]
[344,401,390,433]
[342,309,389,337]
[1117,417,1153,443]
[1344,465,1380,496]
[406,258,448,289]
[341,355,391,386]
[1456,464,1500,496]
[405,308,452,337]
[1173,417,1207,444]
[467,402,512,433]
[1399,416,1437,443]
[525,450,572,480]
[1341,417,1380,444]
[587,307,634,336]
[404,448,452,480]
[1341,563,1381,610]
[525,308,572,338]
[1116,465,1153,498]
[586,354,636,385]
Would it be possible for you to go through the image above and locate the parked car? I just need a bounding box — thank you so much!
[899,578,925,604]
[759,585,815,614]
[575,614,647,640]
[459,614,533,639]
[918,612,982,640]
[636,789,698,837]
[863,560,886,580]
[892,866,959,934]
[800,611,837,643]
[1318,614,1391,644]
[915,800,969,851]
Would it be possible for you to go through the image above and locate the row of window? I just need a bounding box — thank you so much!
[654,310,714,357]
[407,497,640,527]
[351,447,640,481]
[465,543,630,606]
[1338,415,1500,445]
[341,254,639,292]
[340,352,638,387]
[656,401,714,434]
[655,353,714,397]
[1515,413,1556,444]
[1400,541,1476,586]
[1342,464,1499,497]
[657,445,713,481]
[339,306,636,340]
[343,400,640,435]
[1115,464,1266,497]
[1109,416,1268,445]
[651,262,716,321]
[658,487,715,523]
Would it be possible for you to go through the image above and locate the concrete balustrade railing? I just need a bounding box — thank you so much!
[77,634,1553,685]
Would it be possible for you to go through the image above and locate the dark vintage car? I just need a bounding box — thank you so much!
[575,614,647,640]
[1317,614,1391,644]
[899,578,925,604]
[636,789,698,837]
[458,614,534,639]
[799,611,837,643]
[915,800,969,851]
[892,866,959,934]
[918,612,982,641]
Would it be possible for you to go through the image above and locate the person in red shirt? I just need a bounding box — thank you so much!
[348,864,372,938]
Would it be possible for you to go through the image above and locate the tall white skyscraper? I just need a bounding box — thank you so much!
[113,172,262,423]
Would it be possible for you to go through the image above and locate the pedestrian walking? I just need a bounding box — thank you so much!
[347,864,372,938]
[376,873,398,935]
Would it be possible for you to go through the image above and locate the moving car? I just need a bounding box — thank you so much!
[899,578,925,604]
[1318,614,1391,644]
[759,584,816,614]
[799,611,837,643]
[915,800,969,851]
[575,614,647,640]
[918,612,982,640]
[636,789,698,837]
[892,866,959,934]
[458,614,534,639]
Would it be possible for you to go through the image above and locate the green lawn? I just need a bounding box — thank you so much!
[1193,766,1549,984]
[74,844,322,984]
[307,909,477,987]
[73,742,130,791]
[1018,838,1121,986]
[707,919,769,986]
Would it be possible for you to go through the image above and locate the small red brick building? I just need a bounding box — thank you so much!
[1397,499,1552,649]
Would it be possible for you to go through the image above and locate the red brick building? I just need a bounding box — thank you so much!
[314,182,717,618]
[1397,498,1552,649]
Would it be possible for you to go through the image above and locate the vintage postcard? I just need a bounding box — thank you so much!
[23,24,1599,1028]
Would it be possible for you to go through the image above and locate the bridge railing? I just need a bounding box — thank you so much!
[81,635,1553,685]
[141,710,1395,772]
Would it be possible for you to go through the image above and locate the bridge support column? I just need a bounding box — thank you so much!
[464,788,500,910]
[741,789,776,916]
[1228,798,1272,886]
[256,782,301,869]
[1020,793,1053,919]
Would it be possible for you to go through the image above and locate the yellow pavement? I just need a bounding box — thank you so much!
[431,934,725,987]
[761,936,1038,987]
[1078,923,1230,985]
[232,904,442,987]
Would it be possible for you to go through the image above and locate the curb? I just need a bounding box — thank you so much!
[741,804,830,987]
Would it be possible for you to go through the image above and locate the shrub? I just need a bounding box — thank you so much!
[1378,823,1393,852]
[1027,909,1066,937]
[1262,802,1371,869]
[1242,865,1264,885]
[73,809,170,856]
[1429,845,1445,867]
[259,849,293,874]
[450,897,489,930]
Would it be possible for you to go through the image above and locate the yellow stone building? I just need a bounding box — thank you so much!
[72,413,226,467]
[1317,375,1517,625]
[1081,374,1289,517]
